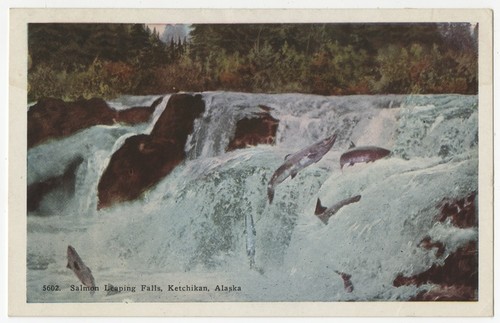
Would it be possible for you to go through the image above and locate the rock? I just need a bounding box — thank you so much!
[28,97,116,148]
[115,97,163,124]
[150,94,205,141]
[97,135,183,209]
[410,285,477,301]
[226,105,279,151]
[27,156,84,213]
[393,241,477,288]
[393,192,478,301]
[393,241,478,301]
[97,94,205,209]
[418,236,445,258]
[438,192,477,228]
[28,96,164,148]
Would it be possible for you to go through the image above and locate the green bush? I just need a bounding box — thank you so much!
[29,59,139,101]
[371,43,477,94]
[149,57,207,93]
[28,64,66,101]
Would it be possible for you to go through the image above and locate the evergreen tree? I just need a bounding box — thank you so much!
[28,22,479,98]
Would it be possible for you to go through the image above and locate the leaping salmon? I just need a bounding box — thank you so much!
[267,133,337,203]
[340,144,391,169]
[244,212,256,269]
[66,245,96,294]
[335,270,354,293]
[315,195,361,224]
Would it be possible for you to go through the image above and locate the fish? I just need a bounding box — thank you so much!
[335,270,354,293]
[315,195,361,224]
[340,144,391,169]
[244,212,257,269]
[66,245,96,294]
[267,133,337,203]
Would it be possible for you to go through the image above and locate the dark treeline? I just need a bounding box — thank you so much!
[28,23,478,101]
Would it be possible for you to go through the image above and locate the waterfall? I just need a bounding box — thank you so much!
[26,92,478,302]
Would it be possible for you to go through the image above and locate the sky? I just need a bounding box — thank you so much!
[147,24,191,43]
[146,24,166,34]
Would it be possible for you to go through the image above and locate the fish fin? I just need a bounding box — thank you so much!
[284,154,291,160]
[315,198,328,215]
[349,141,356,149]
[291,170,298,179]
[307,151,319,160]
[66,262,71,269]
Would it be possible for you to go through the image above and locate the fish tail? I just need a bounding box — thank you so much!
[315,198,328,215]
[267,184,274,204]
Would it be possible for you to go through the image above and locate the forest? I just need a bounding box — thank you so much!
[28,23,478,101]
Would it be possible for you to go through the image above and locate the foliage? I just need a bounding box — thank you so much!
[28,23,478,100]
[373,43,477,94]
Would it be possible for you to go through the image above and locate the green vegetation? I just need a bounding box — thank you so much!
[28,23,478,101]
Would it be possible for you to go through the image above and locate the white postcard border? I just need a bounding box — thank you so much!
[8,8,493,317]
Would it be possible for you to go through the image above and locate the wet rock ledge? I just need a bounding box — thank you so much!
[28,96,162,148]
[393,192,478,301]
[97,94,205,209]
[226,105,279,152]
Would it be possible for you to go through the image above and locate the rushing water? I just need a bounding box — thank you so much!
[26,92,478,302]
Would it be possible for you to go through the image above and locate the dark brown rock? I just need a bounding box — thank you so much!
[418,236,445,258]
[410,285,477,301]
[393,241,478,301]
[438,192,477,228]
[393,192,478,301]
[226,105,279,151]
[115,106,154,124]
[28,96,164,148]
[150,94,205,141]
[115,97,163,124]
[97,135,183,209]
[27,156,84,213]
[28,97,116,148]
[97,94,205,209]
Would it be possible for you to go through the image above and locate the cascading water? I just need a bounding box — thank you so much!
[26,92,478,302]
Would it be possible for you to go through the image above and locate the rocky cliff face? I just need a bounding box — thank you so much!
[27,156,84,213]
[226,105,279,152]
[114,96,163,124]
[393,192,478,301]
[97,94,205,209]
[28,96,160,148]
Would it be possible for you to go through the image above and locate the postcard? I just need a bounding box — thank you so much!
[8,8,493,316]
